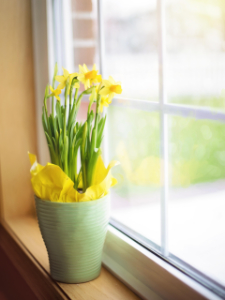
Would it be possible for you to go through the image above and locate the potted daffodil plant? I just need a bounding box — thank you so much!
[29,63,122,283]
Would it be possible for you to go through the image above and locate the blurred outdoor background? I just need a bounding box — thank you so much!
[71,0,225,285]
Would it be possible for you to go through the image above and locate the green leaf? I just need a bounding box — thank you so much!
[49,114,55,138]
[42,107,48,132]
[87,148,101,186]
[45,131,57,164]
[64,136,69,175]
[81,122,88,191]
[97,115,106,148]
[56,101,62,130]
[68,101,77,132]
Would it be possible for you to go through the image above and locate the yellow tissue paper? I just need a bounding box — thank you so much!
[28,153,119,202]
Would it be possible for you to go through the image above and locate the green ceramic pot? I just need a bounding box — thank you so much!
[35,195,110,283]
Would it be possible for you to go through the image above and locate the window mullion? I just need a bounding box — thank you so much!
[158,0,169,256]
[111,98,225,123]
[53,0,64,70]
[97,0,105,77]
[97,0,110,168]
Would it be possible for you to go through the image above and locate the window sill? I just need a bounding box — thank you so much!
[1,214,223,300]
[1,216,140,300]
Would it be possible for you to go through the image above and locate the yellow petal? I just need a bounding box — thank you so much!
[108,97,112,104]
[99,87,110,96]
[102,80,111,87]
[49,85,54,92]
[63,67,69,78]
[57,82,66,89]
[55,75,65,83]
[110,84,122,94]
[83,64,89,73]
[108,93,115,102]
[85,70,97,80]
[108,76,115,84]
[79,65,84,74]
[96,75,102,82]
[56,95,61,101]
[84,79,90,89]
[77,73,85,82]
[56,89,61,95]
[70,72,78,77]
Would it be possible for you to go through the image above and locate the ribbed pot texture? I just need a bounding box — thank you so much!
[35,195,110,283]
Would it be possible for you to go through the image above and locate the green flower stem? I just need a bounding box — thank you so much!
[88,104,91,114]
[74,91,84,121]
[87,95,101,186]
[81,122,87,192]
[93,94,101,148]
[63,78,70,174]
[75,87,94,117]
[44,87,51,137]
[69,78,77,114]
[69,85,73,107]
[74,88,78,104]
[64,78,70,140]
[52,95,55,119]
[73,154,77,182]
[74,154,77,188]
[76,92,84,108]
[52,63,58,118]
[88,148,101,187]
[54,130,59,165]
[64,136,69,175]
[73,137,82,188]
[51,99,55,118]
[87,127,96,186]
[90,128,96,159]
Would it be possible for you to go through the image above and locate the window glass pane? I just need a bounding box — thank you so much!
[166,0,225,111]
[103,0,159,101]
[70,0,161,247]
[168,114,225,285]
[71,0,99,71]
[108,105,161,246]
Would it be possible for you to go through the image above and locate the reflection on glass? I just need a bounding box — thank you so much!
[108,105,161,246]
[166,0,225,110]
[168,115,225,285]
[103,0,158,101]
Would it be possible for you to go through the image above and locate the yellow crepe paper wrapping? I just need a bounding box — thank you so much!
[29,153,119,202]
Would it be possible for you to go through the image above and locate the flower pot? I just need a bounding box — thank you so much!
[35,195,110,283]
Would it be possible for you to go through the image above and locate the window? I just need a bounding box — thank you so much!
[49,0,225,298]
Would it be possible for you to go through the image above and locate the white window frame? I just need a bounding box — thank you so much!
[31,0,225,299]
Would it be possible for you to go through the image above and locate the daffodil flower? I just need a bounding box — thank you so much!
[49,86,61,101]
[99,76,122,102]
[55,67,79,90]
[78,64,102,89]
[100,95,111,113]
